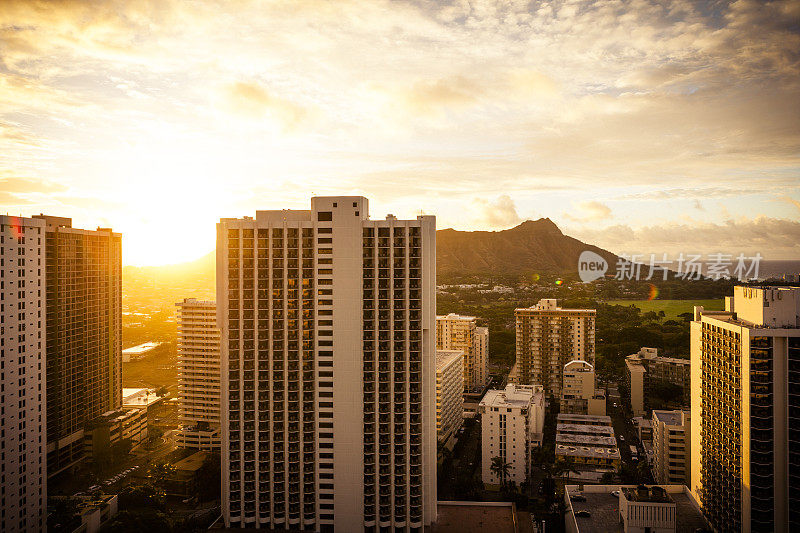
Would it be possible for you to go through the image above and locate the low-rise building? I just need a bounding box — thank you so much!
[564,484,708,533]
[84,408,147,461]
[436,350,464,443]
[633,416,652,442]
[561,360,606,416]
[652,410,690,486]
[163,451,209,497]
[121,387,166,424]
[556,414,620,469]
[480,384,545,485]
[625,347,690,416]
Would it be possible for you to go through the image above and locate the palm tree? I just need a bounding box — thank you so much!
[490,456,511,488]
[554,456,580,483]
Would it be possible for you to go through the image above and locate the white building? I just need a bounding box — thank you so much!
[0,216,47,532]
[436,313,489,391]
[176,298,221,450]
[511,299,595,397]
[626,347,691,416]
[690,286,800,532]
[560,359,606,416]
[218,197,437,531]
[479,384,545,486]
[436,350,463,443]
[652,410,690,486]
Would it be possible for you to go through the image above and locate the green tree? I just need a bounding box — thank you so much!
[554,456,580,483]
[490,456,511,488]
[148,462,176,488]
[195,452,221,502]
[118,484,166,511]
[101,509,172,532]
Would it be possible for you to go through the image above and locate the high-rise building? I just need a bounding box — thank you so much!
[511,299,595,397]
[479,384,544,485]
[435,350,463,443]
[474,327,489,391]
[436,313,488,391]
[176,298,221,450]
[0,216,47,532]
[651,410,690,486]
[217,197,437,531]
[625,347,690,416]
[561,359,606,416]
[690,286,800,532]
[33,215,122,477]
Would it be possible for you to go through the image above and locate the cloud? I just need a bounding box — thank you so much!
[780,195,800,213]
[472,194,522,228]
[221,81,310,131]
[0,174,67,194]
[564,200,613,223]
[571,216,800,260]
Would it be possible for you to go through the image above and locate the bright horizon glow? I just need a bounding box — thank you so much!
[1,0,799,266]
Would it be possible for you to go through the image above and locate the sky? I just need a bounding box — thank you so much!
[1,0,799,266]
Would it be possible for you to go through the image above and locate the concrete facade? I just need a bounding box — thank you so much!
[176,298,221,450]
[690,286,800,533]
[436,314,488,391]
[511,299,595,397]
[0,216,47,532]
[651,410,690,486]
[479,384,545,485]
[435,350,463,443]
[218,197,437,531]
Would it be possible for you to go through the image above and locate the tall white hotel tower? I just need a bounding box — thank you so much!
[0,216,47,532]
[217,197,437,532]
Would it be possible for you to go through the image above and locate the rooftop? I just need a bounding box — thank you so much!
[652,410,686,427]
[557,433,617,447]
[481,384,543,409]
[436,313,477,321]
[436,350,464,371]
[432,501,533,533]
[565,485,709,533]
[556,443,620,460]
[557,423,615,436]
[122,341,161,355]
[557,413,613,426]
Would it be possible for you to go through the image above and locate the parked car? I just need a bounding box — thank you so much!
[88,485,100,492]
[575,510,591,518]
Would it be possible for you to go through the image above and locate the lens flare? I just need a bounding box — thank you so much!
[555,279,563,285]
[647,284,659,300]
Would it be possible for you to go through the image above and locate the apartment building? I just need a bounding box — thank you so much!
[651,410,690,486]
[176,298,221,450]
[0,216,47,532]
[479,384,545,485]
[435,350,463,443]
[690,286,800,532]
[217,197,437,531]
[560,359,606,416]
[511,299,595,397]
[555,414,620,469]
[626,347,690,416]
[475,327,489,392]
[436,313,488,391]
[33,215,122,477]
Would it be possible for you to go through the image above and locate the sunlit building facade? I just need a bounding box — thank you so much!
[0,216,47,533]
[435,350,463,443]
[690,286,800,533]
[511,299,595,397]
[34,215,122,477]
[176,298,221,450]
[218,197,437,531]
[436,313,488,391]
[651,409,689,486]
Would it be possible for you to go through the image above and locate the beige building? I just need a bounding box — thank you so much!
[218,197,437,531]
[651,410,690,486]
[436,313,489,391]
[560,359,606,416]
[511,299,595,397]
[0,216,47,533]
[435,350,464,443]
[690,286,800,532]
[479,384,545,485]
[176,298,221,450]
[626,347,690,416]
[34,215,123,477]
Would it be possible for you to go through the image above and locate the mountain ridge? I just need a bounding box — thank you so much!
[123,219,618,283]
